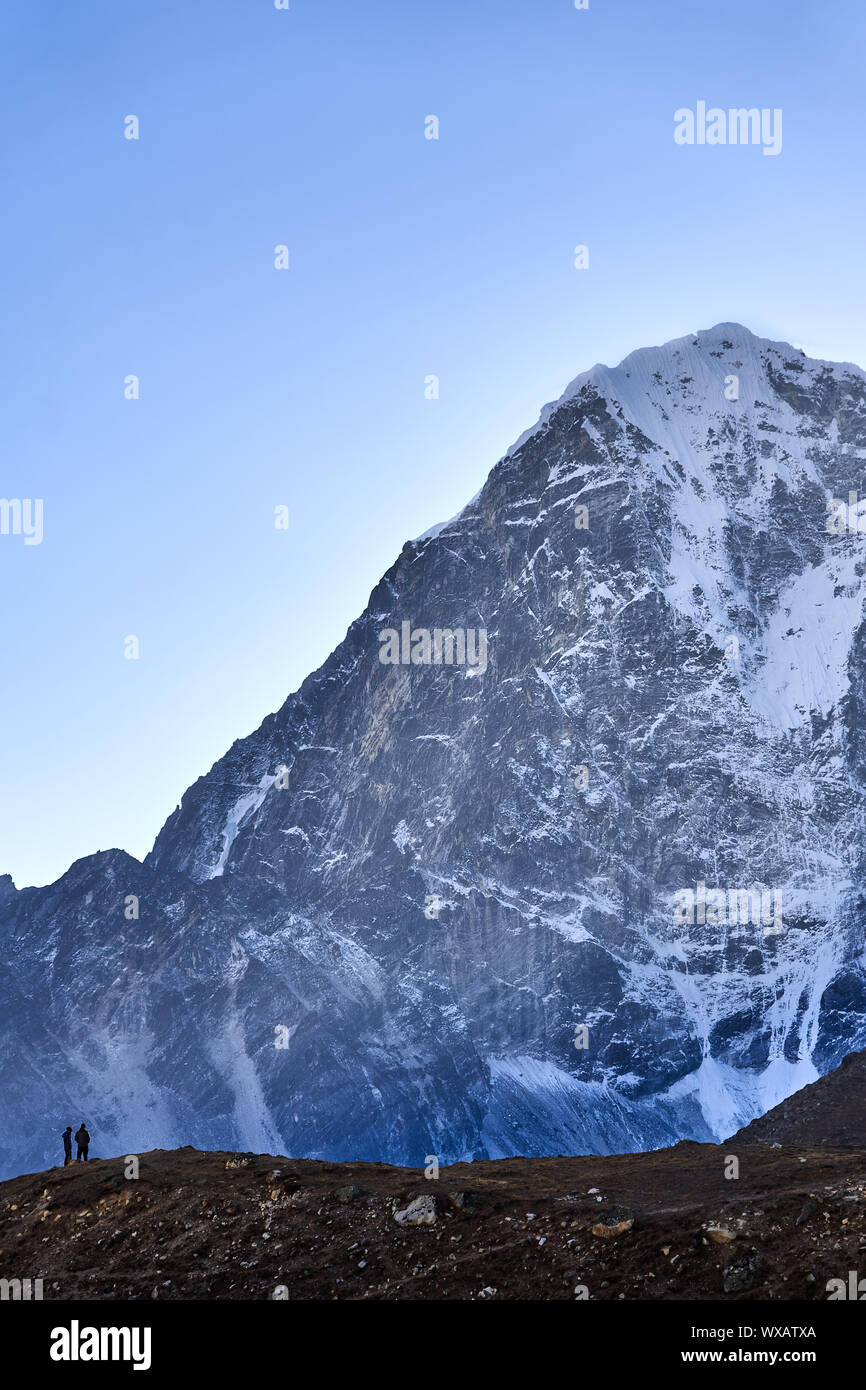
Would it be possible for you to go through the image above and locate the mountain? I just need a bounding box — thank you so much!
[730,1048,866,1148]
[4,322,866,1181]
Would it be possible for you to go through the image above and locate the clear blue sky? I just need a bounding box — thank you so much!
[1,0,864,887]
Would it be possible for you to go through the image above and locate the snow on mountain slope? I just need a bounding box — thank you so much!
[3,323,866,1180]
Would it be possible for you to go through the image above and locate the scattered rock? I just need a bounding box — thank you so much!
[334,1185,362,1204]
[723,1251,762,1294]
[592,1217,633,1239]
[448,1191,476,1212]
[393,1195,438,1226]
[705,1225,736,1244]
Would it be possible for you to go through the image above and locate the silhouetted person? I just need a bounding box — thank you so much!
[74,1124,90,1162]
[62,1127,73,1166]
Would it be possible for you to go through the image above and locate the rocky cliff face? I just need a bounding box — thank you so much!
[4,323,866,1181]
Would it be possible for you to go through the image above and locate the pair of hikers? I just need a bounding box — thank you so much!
[61,1124,90,1165]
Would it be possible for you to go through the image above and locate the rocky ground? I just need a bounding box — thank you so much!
[730,1050,866,1149]
[2,1139,866,1300]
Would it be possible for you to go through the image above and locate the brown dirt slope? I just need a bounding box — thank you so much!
[729,1051,866,1148]
[1,1139,866,1300]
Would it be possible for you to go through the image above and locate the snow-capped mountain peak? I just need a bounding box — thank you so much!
[3,324,866,1179]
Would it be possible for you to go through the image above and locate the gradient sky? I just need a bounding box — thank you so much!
[1,0,864,887]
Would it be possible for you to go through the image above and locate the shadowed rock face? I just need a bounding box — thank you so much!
[4,323,866,1180]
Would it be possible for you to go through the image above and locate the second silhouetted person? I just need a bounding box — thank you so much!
[74,1124,90,1161]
